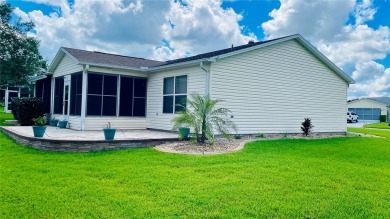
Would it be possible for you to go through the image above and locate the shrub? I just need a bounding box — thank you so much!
[301,118,314,137]
[255,133,264,138]
[32,116,45,126]
[233,134,241,139]
[11,97,44,126]
[380,115,387,123]
[172,94,237,144]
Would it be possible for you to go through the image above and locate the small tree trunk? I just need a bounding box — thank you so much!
[200,116,206,143]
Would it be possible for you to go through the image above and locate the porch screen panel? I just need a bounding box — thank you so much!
[87,73,117,116]
[54,77,64,114]
[119,77,133,116]
[133,78,146,116]
[70,73,83,115]
[119,76,147,117]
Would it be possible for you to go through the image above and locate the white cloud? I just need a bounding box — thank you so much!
[261,0,390,97]
[13,0,255,63]
[154,0,256,60]
[13,7,30,22]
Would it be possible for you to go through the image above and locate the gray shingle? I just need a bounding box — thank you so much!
[367,97,390,106]
[62,47,164,68]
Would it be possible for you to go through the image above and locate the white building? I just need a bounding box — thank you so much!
[34,34,355,133]
[348,97,390,122]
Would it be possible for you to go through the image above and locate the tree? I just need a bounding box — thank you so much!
[172,94,237,144]
[0,2,47,87]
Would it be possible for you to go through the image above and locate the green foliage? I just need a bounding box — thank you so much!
[255,133,264,138]
[363,122,390,129]
[380,115,387,123]
[233,134,241,139]
[0,2,47,86]
[301,118,313,136]
[172,94,237,144]
[10,97,44,126]
[0,133,389,218]
[32,116,45,126]
[0,106,14,126]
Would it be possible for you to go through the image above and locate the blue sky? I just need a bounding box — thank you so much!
[7,0,390,98]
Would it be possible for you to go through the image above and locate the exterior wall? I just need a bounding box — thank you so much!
[88,67,146,77]
[210,39,349,134]
[85,117,147,131]
[347,99,387,115]
[146,65,205,130]
[53,55,83,77]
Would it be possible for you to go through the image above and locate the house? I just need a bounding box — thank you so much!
[347,97,390,122]
[33,34,355,133]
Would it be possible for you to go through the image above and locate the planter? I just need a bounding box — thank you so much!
[103,128,117,140]
[58,121,68,128]
[50,119,59,126]
[32,126,47,138]
[178,127,190,140]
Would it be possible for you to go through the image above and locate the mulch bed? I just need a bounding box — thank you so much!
[155,133,350,155]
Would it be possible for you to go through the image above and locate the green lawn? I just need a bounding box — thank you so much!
[364,122,390,129]
[348,127,390,138]
[0,106,14,126]
[0,132,389,218]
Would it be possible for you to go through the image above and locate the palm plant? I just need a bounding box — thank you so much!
[172,94,237,144]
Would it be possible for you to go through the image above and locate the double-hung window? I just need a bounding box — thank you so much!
[163,75,187,113]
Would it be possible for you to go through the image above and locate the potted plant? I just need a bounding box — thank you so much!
[50,117,59,126]
[103,122,116,140]
[32,116,46,138]
[178,127,190,140]
[58,120,68,128]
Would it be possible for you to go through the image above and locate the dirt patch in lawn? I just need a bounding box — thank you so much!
[155,133,351,155]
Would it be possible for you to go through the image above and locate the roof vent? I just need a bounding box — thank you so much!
[248,40,255,45]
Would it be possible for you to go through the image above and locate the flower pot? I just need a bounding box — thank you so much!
[178,127,190,140]
[58,121,68,128]
[103,128,116,140]
[50,119,59,126]
[32,126,47,138]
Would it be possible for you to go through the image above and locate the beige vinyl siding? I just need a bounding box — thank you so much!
[84,117,146,130]
[146,66,205,130]
[53,55,83,77]
[210,39,348,134]
[347,99,387,116]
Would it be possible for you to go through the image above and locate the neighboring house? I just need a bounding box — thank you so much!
[33,34,355,133]
[347,97,390,122]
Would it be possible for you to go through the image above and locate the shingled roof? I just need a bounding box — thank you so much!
[367,97,390,107]
[61,35,294,69]
[62,47,164,68]
[163,35,293,66]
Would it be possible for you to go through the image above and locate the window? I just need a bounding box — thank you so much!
[70,73,82,115]
[54,77,64,114]
[119,76,147,117]
[163,75,187,113]
[87,73,118,116]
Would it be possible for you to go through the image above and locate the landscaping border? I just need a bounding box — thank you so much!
[0,127,179,152]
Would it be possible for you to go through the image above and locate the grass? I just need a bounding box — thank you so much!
[0,132,389,218]
[348,127,390,138]
[364,122,390,129]
[0,106,14,126]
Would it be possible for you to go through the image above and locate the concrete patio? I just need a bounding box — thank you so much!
[1,126,179,152]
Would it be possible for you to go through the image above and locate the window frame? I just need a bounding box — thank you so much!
[162,75,188,114]
[86,72,147,117]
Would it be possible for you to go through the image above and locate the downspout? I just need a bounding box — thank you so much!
[200,61,210,97]
[80,64,89,130]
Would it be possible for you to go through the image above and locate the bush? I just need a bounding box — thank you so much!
[380,115,387,122]
[233,134,242,139]
[255,133,264,138]
[301,118,314,137]
[11,97,44,126]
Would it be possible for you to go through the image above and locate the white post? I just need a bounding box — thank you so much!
[80,65,89,130]
[4,86,9,112]
[50,76,55,114]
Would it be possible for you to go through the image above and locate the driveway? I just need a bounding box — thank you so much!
[347,121,377,128]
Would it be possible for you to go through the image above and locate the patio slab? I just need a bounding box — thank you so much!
[1,126,179,152]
